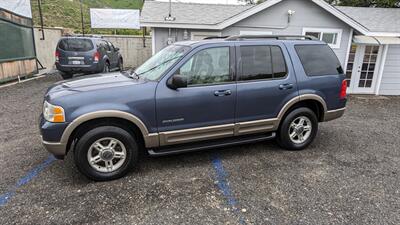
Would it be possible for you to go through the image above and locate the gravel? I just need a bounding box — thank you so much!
[0,74,399,225]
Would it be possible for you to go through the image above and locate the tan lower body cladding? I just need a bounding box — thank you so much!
[158,118,279,146]
[153,107,345,147]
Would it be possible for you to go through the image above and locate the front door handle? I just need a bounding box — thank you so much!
[279,83,294,90]
[214,90,232,97]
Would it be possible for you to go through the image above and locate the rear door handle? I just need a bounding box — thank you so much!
[279,83,294,90]
[214,90,232,97]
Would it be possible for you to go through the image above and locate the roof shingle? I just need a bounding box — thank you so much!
[335,6,400,33]
[141,1,400,33]
[140,1,253,25]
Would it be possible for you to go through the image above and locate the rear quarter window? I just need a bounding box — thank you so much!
[58,38,94,52]
[295,44,343,76]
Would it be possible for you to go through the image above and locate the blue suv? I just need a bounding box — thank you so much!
[40,35,347,181]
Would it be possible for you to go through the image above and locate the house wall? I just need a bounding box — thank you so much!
[153,28,185,53]
[152,0,352,66]
[379,45,400,95]
[222,0,352,66]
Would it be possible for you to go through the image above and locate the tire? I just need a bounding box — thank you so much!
[102,61,110,73]
[60,71,73,80]
[277,107,318,151]
[74,126,138,181]
[118,58,124,71]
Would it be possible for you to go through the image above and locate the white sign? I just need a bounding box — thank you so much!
[90,8,140,29]
[0,0,32,18]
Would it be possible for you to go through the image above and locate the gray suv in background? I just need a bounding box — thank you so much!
[55,36,123,79]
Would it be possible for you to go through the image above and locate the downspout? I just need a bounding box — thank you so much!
[375,45,389,95]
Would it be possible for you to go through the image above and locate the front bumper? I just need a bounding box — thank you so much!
[39,115,69,159]
[41,136,67,159]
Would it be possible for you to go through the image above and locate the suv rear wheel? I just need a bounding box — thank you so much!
[277,107,318,151]
[74,126,138,181]
[103,61,110,73]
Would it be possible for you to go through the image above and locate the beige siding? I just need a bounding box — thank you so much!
[0,59,37,82]
[34,27,63,70]
[102,35,152,68]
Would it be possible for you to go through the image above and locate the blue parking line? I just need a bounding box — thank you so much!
[0,155,56,206]
[211,154,246,225]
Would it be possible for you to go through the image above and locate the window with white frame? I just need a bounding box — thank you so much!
[302,28,343,49]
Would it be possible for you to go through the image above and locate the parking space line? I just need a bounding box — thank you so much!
[0,155,56,206]
[211,154,246,225]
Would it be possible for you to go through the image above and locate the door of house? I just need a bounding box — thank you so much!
[345,45,382,94]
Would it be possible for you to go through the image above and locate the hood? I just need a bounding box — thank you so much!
[46,72,143,99]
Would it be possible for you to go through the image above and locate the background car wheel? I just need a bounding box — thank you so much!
[103,62,110,73]
[74,126,138,181]
[277,107,318,151]
[60,72,73,80]
[118,58,124,71]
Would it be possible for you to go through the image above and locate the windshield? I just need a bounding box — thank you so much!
[134,45,190,81]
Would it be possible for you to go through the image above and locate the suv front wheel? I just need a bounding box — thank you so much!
[277,107,318,151]
[74,126,138,181]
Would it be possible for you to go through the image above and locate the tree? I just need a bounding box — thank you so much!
[239,0,400,7]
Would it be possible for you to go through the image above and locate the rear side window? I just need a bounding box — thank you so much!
[239,45,287,81]
[58,38,94,52]
[295,44,343,76]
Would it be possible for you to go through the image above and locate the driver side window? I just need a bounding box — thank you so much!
[178,47,231,86]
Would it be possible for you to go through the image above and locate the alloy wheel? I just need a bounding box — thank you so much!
[87,137,127,173]
[288,116,312,144]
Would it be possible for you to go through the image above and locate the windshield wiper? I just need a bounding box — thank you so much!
[130,70,140,79]
[122,67,139,79]
[137,56,181,76]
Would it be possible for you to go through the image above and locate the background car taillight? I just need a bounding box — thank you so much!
[340,80,347,99]
[55,50,60,63]
[93,51,100,62]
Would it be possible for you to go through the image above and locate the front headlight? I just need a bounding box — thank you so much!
[43,101,65,123]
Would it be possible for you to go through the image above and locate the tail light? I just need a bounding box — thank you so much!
[340,80,347,99]
[93,51,100,62]
[55,50,60,62]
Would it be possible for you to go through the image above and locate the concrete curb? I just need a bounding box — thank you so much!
[0,75,47,89]
[0,69,58,89]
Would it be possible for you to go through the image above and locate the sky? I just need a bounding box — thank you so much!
[157,0,245,5]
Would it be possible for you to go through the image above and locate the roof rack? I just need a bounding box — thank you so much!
[62,34,103,38]
[203,36,229,40]
[225,35,317,41]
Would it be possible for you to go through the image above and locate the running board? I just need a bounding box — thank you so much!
[148,132,276,157]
